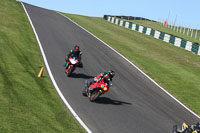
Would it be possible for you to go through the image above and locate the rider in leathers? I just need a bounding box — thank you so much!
[87,70,115,97]
[65,45,82,68]
[89,70,115,87]
[176,122,200,133]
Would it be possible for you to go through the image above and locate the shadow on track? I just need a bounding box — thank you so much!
[69,73,94,79]
[94,97,132,105]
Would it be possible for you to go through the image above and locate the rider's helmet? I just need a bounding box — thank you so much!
[108,70,115,80]
[74,45,80,51]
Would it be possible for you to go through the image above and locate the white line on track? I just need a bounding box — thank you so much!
[57,12,200,120]
[20,2,92,133]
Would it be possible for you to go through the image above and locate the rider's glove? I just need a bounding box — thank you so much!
[94,77,98,82]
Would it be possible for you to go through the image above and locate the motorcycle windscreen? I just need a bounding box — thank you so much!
[69,58,78,64]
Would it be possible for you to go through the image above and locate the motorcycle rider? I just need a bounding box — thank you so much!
[65,45,82,68]
[175,122,200,133]
[89,70,115,87]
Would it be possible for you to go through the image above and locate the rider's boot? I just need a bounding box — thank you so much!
[88,92,91,98]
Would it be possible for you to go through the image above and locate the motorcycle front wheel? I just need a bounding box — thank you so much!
[67,66,73,77]
[89,89,101,102]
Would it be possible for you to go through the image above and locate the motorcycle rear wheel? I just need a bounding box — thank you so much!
[82,87,87,96]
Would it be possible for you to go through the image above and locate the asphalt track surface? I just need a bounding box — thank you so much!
[24,3,200,133]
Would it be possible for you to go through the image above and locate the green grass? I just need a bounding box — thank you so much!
[0,0,85,132]
[126,19,200,44]
[62,13,200,116]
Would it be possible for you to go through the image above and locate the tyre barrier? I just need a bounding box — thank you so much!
[104,15,200,56]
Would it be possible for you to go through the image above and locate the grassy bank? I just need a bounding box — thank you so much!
[0,0,85,132]
[62,13,200,116]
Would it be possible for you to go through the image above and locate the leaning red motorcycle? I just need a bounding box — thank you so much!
[65,56,79,76]
[82,79,111,102]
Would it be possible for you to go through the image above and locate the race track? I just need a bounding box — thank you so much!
[23,3,199,133]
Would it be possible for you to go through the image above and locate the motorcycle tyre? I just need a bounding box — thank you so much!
[67,66,73,77]
[89,89,101,102]
[82,87,87,96]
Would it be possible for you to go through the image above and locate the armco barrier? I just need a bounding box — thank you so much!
[104,15,200,56]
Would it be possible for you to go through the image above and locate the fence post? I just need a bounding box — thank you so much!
[176,26,179,32]
[191,29,193,37]
[170,22,173,29]
[180,26,182,33]
[183,27,186,34]
[195,26,198,39]
[173,25,176,31]
[173,15,177,31]
[187,25,190,36]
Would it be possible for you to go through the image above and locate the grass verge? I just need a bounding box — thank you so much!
[62,13,200,116]
[0,0,85,132]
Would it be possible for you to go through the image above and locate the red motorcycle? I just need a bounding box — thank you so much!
[65,56,79,76]
[82,79,111,102]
